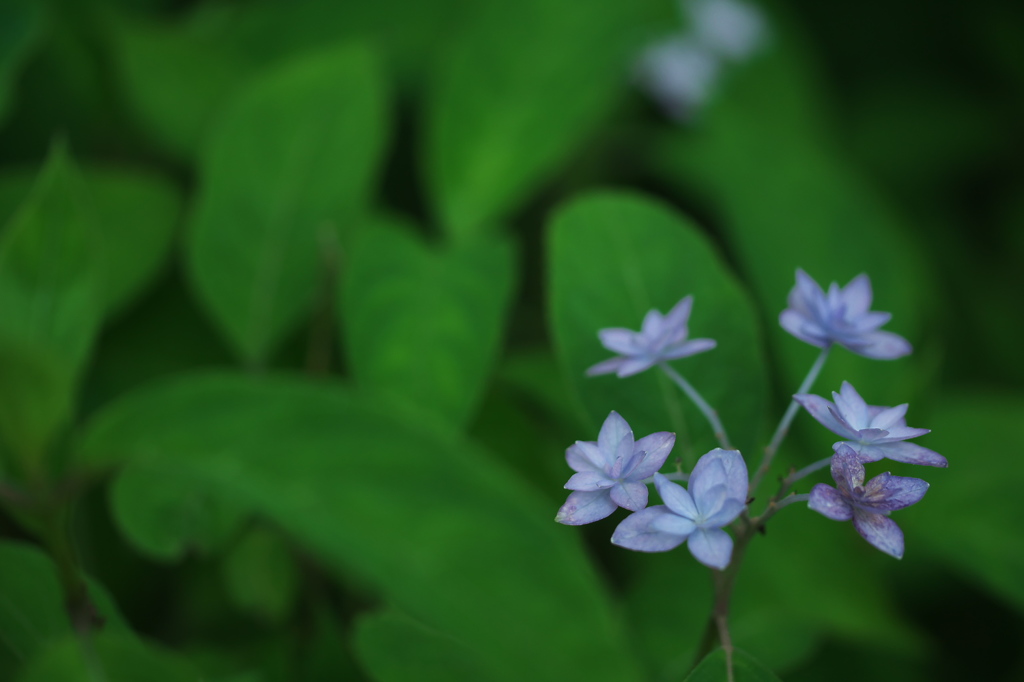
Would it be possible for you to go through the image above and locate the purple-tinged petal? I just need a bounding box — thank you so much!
[652,512,697,536]
[597,328,642,355]
[555,490,616,525]
[662,338,717,360]
[875,441,948,467]
[851,330,912,360]
[835,382,869,427]
[663,295,694,332]
[611,506,690,552]
[654,473,698,519]
[861,473,929,511]
[640,309,664,340]
[689,448,748,504]
[852,509,905,559]
[585,356,627,377]
[780,310,825,347]
[794,394,855,438]
[808,483,853,521]
[687,528,734,570]
[611,481,649,512]
[690,458,726,507]
[566,441,605,472]
[701,498,745,528]
[794,269,824,307]
[877,425,930,441]
[616,356,658,377]
[598,412,633,457]
[855,428,890,442]
[565,471,614,491]
[831,445,866,490]
[843,441,885,462]
[851,310,891,332]
[630,432,676,479]
[694,483,727,519]
[870,404,909,431]
[840,273,872,317]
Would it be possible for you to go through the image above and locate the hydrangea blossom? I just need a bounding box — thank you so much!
[611,449,747,569]
[780,269,911,360]
[555,412,675,526]
[794,381,947,467]
[808,445,929,559]
[586,295,716,378]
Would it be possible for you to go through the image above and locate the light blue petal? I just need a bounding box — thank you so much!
[598,412,633,459]
[852,509,905,559]
[851,330,912,360]
[840,273,872,317]
[598,328,642,355]
[616,356,657,377]
[689,449,748,504]
[629,432,675,479]
[654,473,698,519]
[611,506,689,552]
[878,442,948,468]
[555,490,617,525]
[794,394,856,439]
[585,356,627,377]
[565,471,614,491]
[611,481,649,512]
[566,441,606,473]
[701,498,745,528]
[687,528,734,570]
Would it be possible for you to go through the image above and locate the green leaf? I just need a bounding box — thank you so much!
[0,145,102,462]
[77,372,643,682]
[341,218,516,426]
[0,541,130,675]
[548,190,769,464]
[684,648,782,682]
[109,456,248,562]
[15,634,201,682]
[187,44,390,365]
[353,608,499,682]
[900,393,1024,613]
[424,0,645,238]
[0,0,42,126]
[221,524,298,624]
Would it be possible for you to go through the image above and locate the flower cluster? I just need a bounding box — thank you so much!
[556,269,944,572]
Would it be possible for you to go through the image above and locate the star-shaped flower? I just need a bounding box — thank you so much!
[794,381,947,467]
[556,412,675,525]
[586,295,716,378]
[780,269,911,360]
[610,448,747,569]
[809,444,929,559]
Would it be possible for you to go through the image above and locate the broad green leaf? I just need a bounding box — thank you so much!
[187,44,390,365]
[900,393,1024,613]
[341,218,516,426]
[77,373,643,682]
[110,457,248,562]
[684,648,781,682]
[221,524,298,624]
[650,10,933,414]
[0,541,130,675]
[548,190,769,464]
[0,145,102,462]
[16,634,201,682]
[424,0,646,238]
[353,608,498,682]
[0,0,42,125]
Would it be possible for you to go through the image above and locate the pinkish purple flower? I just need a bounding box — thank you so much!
[794,381,947,467]
[556,412,675,525]
[809,444,929,559]
[780,270,911,360]
[586,295,716,378]
[610,449,747,569]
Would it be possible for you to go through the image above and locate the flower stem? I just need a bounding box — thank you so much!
[659,363,734,450]
[784,457,832,488]
[750,346,831,494]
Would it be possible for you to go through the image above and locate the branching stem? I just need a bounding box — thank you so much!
[659,363,734,450]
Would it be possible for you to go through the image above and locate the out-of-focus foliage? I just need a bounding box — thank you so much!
[0,0,1021,680]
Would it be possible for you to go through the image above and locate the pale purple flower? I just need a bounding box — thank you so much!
[556,412,675,526]
[780,269,911,360]
[611,449,747,569]
[689,0,767,61]
[586,295,716,378]
[809,444,929,559]
[794,381,947,467]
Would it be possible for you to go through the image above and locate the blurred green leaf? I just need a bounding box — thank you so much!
[684,648,781,682]
[15,633,201,682]
[901,393,1024,613]
[110,457,248,562]
[341,218,516,427]
[0,0,42,126]
[77,372,643,682]
[548,190,769,464]
[0,541,130,676]
[353,608,498,682]
[0,145,101,463]
[221,524,297,625]
[187,44,390,366]
[424,0,644,238]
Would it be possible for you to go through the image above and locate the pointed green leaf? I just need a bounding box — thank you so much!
[77,373,643,682]
[341,218,516,426]
[187,44,390,365]
[684,648,782,682]
[548,190,768,463]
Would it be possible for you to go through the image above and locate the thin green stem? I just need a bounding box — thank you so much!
[750,346,831,494]
[659,363,734,450]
